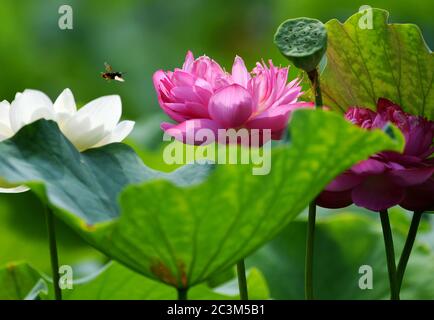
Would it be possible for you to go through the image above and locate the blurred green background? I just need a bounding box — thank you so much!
[0,0,432,122]
[1,0,434,299]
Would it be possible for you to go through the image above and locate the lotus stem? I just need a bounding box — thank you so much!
[177,287,188,300]
[305,201,316,300]
[397,211,423,291]
[237,259,249,300]
[44,205,62,300]
[304,68,322,300]
[379,209,399,300]
[307,68,323,107]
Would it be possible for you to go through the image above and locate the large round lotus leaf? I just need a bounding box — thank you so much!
[319,8,434,120]
[0,110,403,288]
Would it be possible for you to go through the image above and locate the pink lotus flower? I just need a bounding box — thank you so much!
[317,98,434,212]
[153,51,311,145]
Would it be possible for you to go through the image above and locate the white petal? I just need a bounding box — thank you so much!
[10,89,54,132]
[61,117,107,151]
[53,88,76,120]
[61,116,90,139]
[0,100,11,125]
[60,117,105,151]
[0,185,30,193]
[72,95,121,132]
[0,125,14,141]
[0,100,13,140]
[68,124,108,151]
[94,120,135,147]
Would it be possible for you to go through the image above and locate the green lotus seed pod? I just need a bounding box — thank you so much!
[274,17,327,72]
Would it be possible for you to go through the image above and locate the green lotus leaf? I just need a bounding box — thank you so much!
[248,210,434,299]
[60,262,269,300]
[0,109,403,289]
[0,262,46,300]
[0,119,212,224]
[0,192,105,274]
[0,261,269,300]
[320,8,433,119]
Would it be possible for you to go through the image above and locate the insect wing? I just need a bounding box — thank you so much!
[104,62,113,72]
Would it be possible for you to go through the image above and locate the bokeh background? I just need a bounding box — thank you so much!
[1,0,432,122]
[1,0,433,299]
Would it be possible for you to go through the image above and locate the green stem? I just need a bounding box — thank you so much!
[397,211,423,291]
[303,68,322,301]
[177,287,188,300]
[307,68,323,108]
[305,201,316,300]
[44,206,62,300]
[237,259,249,300]
[379,210,399,300]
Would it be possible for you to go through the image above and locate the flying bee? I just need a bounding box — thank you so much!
[101,62,125,82]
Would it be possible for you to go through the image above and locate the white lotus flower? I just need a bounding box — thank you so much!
[0,88,135,193]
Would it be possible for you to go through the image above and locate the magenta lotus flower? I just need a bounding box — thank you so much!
[153,51,311,145]
[317,98,434,212]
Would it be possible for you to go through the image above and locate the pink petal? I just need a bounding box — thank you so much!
[271,128,285,140]
[246,102,313,131]
[380,151,422,166]
[208,84,253,128]
[316,190,353,209]
[245,107,289,131]
[345,106,378,128]
[185,102,209,118]
[162,103,188,123]
[193,82,213,105]
[325,172,363,192]
[385,161,405,170]
[165,102,188,113]
[285,101,314,112]
[231,56,250,88]
[160,122,174,131]
[182,51,195,72]
[351,175,405,211]
[275,68,289,96]
[164,102,209,118]
[192,57,216,80]
[194,78,213,92]
[171,86,201,103]
[153,70,165,88]
[388,167,434,186]
[404,119,434,157]
[152,70,167,103]
[208,59,226,80]
[161,119,220,145]
[270,86,302,108]
[172,70,195,86]
[400,178,434,211]
[351,159,386,175]
[377,98,403,114]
